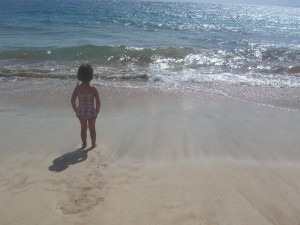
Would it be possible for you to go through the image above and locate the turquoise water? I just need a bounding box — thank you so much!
[0,0,299,88]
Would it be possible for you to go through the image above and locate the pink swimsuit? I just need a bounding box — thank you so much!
[76,93,97,119]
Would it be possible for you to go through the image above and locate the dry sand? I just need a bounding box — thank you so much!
[0,80,300,225]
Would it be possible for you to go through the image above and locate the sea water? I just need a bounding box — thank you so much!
[0,0,299,92]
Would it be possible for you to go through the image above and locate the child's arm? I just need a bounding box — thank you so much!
[94,87,101,115]
[71,86,78,112]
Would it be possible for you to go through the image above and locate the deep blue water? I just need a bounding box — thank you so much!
[0,0,299,88]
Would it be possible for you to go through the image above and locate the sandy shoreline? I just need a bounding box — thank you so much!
[1,79,300,225]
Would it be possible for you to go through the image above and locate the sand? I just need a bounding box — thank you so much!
[1,79,300,225]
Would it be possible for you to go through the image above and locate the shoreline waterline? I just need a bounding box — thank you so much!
[1,77,299,112]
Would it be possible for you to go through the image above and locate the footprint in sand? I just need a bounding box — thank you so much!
[57,149,105,216]
[46,147,106,217]
[59,186,104,215]
[88,146,108,169]
[6,173,35,193]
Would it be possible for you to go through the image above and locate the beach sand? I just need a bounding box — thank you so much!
[1,79,300,225]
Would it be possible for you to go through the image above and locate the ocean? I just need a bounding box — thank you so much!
[0,0,300,105]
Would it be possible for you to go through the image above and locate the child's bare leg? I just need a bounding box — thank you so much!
[88,118,96,148]
[79,118,88,148]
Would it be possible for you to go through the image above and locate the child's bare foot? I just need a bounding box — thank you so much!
[82,143,87,149]
[91,144,97,149]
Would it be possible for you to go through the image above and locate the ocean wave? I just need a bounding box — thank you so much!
[1,65,299,89]
[1,44,299,88]
[0,45,194,63]
[1,44,299,66]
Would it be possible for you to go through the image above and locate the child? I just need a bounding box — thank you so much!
[71,64,100,149]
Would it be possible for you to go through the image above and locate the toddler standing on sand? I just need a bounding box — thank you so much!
[71,64,100,149]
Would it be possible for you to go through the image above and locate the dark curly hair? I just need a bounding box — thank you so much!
[77,63,93,82]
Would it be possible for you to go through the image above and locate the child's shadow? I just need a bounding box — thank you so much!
[49,148,92,172]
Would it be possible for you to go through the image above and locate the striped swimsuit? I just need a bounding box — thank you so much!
[76,92,97,119]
